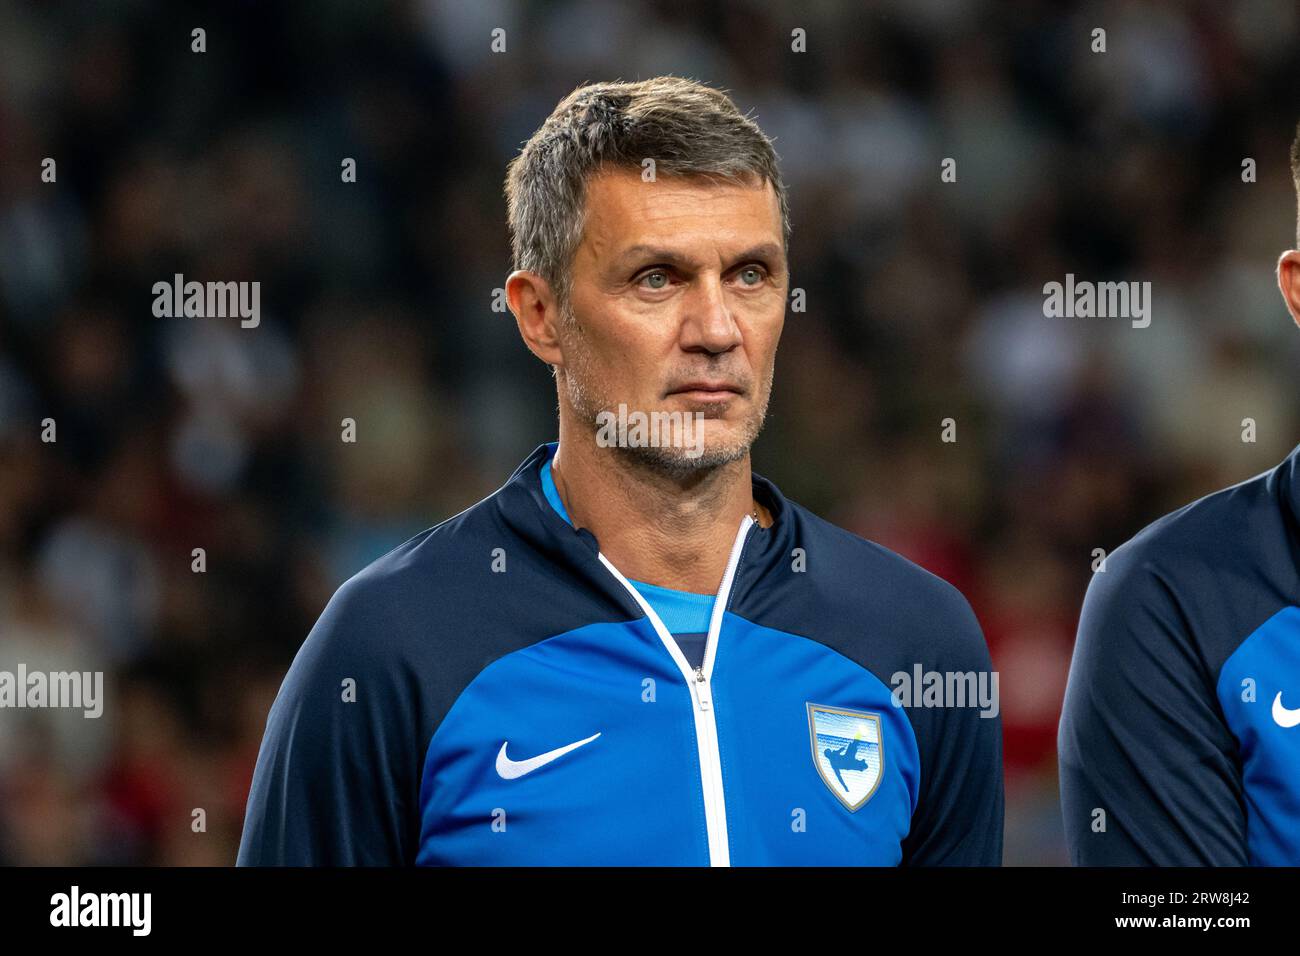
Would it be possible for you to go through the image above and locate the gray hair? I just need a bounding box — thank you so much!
[504,76,790,308]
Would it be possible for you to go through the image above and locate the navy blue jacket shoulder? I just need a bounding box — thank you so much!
[1059,443,1300,865]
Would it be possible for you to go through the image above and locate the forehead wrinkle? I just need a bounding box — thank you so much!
[575,170,782,275]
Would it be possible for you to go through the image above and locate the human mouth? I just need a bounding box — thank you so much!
[666,381,744,403]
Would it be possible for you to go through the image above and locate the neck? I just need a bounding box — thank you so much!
[551,417,765,594]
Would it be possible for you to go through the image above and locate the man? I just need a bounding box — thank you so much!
[238,76,1002,866]
[1058,129,1300,867]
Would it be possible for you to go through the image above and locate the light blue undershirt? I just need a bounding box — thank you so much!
[539,444,715,641]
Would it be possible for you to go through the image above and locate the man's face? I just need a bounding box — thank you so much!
[558,166,787,476]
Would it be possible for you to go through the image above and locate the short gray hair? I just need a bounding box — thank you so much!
[504,76,790,307]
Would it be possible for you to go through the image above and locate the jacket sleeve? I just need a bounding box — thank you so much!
[237,575,423,865]
[900,588,1005,866]
[1057,542,1247,865]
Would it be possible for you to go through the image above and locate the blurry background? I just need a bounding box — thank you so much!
[3,0,1300,865]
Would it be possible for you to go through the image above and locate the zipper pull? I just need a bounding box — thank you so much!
[693,667,712,711]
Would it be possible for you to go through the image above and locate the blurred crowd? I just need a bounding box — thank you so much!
[3,0,1300,865]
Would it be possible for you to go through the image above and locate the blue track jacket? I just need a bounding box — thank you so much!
[238,442,1004,866]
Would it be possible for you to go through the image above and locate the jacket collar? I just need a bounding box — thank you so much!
[498,441,794,610]
[1272,441,1300,538]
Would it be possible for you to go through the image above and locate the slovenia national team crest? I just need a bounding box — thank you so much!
[807,703,884,812]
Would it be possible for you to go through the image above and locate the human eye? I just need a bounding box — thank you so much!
[636,268,673,291]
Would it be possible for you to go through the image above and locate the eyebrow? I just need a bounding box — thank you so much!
[612,242,785,271]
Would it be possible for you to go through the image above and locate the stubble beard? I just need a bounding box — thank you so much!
[557,301,775,481]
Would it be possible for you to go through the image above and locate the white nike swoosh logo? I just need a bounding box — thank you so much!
[495,732,601,779]
[1272,692,1300,729]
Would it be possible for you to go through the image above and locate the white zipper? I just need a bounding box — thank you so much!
[598,514,754,867]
